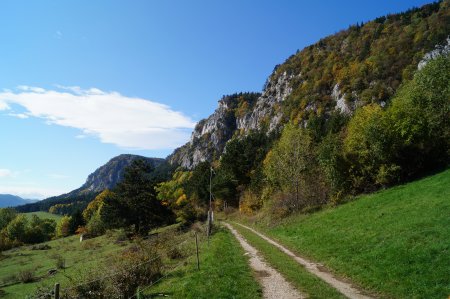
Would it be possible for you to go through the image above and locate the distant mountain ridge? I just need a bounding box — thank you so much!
[15,154,166,213]
[0,194,38,208]
[76,154,165,194]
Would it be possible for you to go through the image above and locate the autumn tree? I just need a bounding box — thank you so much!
[264,124,326,212]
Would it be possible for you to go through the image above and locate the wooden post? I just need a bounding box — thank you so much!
[195,233,200,270]
[54,283,60,299]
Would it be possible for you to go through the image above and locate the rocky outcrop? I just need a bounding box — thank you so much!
[168,72,298,169]
[332,84,352,114]
[168,93,261,168]
[237,71,296,132]
[418,36,450,70]
[169,2,449,169]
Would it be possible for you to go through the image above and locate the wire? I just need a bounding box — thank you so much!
[61,236,191,293]
[127,257,189,299]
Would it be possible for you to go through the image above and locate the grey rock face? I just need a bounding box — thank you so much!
[418,36,450,70]
[169,72,295,169]
[169,96,238,168]
[81,154,164,193]
[332,84,352,115]
[237,71,295,132]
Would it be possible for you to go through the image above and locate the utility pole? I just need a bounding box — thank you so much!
[207,167,214,243]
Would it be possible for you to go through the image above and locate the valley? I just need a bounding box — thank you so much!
[0,1,449,298]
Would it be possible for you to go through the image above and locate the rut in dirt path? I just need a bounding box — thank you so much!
[224,223,304,299]
[234,222,375,299]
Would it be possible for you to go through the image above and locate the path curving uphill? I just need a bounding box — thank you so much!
[224,222,304,299]
[233,222,374,299]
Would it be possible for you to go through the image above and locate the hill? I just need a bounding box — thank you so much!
[241,168,450,298]
[15,154,169,214]
[0,194,38,208]
[169,1,450,169]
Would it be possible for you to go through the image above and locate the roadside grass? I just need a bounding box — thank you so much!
[146,225,262,299]
[231,223,346,299]
[23,211,63,222]
[241,169,450,299]
[0,230,131,298]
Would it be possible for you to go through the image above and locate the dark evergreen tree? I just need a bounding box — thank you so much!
[68,210,85,234]
[114,159,173,235]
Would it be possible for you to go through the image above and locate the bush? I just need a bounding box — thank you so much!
[53,254,65,269]
[63,242,162,299]
[17,269,35,283]
[86,214,106,237]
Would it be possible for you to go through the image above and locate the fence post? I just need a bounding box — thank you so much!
[195,233,200,270]
[54,283,60,299]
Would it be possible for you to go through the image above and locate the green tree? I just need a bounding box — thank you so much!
[343,103,392,190]
[86,213,106,236]
[25,215,56,243]
[264,124,323,211]
[156,170,196,224]
[56,215,71,238]
[114,159,173,235]
[83,189,114,222]
[386,54,450,177]
[6,214,28,243]
[68,210,85,234]
[0,208,17,230]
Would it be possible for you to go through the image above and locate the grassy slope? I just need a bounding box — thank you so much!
[0,231,130,298]
[255,169,450,298]
[148,225,262,299]
[23,211,63,221]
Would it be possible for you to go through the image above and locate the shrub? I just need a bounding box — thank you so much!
[17,269,35,283]
[63,242,162,299]
[53,254,65,269]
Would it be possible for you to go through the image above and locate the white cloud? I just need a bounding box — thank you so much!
[0,101,9,110]
[48,173,69,179]
[0,86,196,150]
[8,112,29,119]
[0,169,13,178]
[17,85,45,93]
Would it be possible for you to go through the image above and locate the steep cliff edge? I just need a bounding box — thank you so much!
[169,1,450,169]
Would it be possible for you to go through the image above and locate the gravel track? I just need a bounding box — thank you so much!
[224,222,304,299]
[234,222,375,299]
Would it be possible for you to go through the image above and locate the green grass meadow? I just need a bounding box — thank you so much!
[0,223,261,299]
[147,225,262,299]
[23,211,63,222]
[0,230,131,298]
[247,169,450,298]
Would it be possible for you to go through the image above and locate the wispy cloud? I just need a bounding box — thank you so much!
[8,112,29,119]
[0,169,13,178]
[48,173,69,179]
[0,86,196,150]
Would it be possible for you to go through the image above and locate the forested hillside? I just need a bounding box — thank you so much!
[170,1,450,170]
[163,0,450,219]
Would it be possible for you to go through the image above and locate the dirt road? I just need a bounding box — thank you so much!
[224,222,304,299]
[233,222,374,299]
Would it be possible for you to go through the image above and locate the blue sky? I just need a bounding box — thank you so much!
[0,0,433,199]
